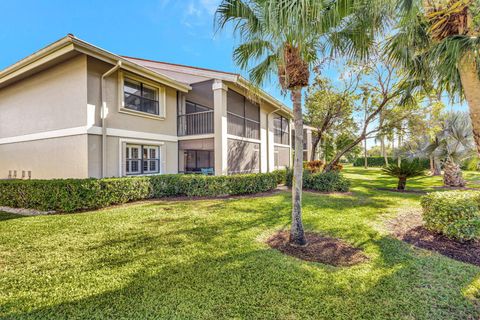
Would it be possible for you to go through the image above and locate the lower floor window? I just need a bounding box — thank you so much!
[126,144,160,175]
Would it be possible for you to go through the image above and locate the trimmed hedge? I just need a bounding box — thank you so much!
[0,173,278,213]
[286,169,350,192]
[353,157,430,169]
[271,169,287,185]
[421,191,480,241]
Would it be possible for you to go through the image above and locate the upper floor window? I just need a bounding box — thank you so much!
[124,79,159,115]
[273,114,289,145]
[120,72,166,118]
[227,90,260,140]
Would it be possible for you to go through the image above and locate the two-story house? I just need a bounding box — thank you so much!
[0,35,292,179]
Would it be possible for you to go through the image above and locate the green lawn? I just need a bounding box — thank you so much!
[0,167,479,319]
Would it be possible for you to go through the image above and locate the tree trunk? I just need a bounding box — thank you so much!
[324,135,365,172]
[443,158,466,187]
[310,134,321,161]
[381,136,388,166]
[430,156,441,176]
[397,177,407,191]
[459,53,480,157]
[364,136,368,169]
[289,88,307,246]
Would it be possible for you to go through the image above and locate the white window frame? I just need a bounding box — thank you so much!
[119,139,166,177]
[118,71,167,120]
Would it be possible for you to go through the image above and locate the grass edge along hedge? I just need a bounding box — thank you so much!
[0,173,278,213]
[421,191,480,241]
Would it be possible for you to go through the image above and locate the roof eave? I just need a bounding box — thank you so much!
[0,36,192,92]
[236,77,292,117]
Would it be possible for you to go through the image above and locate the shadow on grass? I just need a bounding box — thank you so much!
[0,212,26,221]
[4,232,478,319]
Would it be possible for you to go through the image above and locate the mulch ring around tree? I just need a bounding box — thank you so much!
[266,231,368,267]
[386,209,480,266]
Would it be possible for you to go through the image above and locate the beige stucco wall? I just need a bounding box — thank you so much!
[87,57,178,136]
[0,55,88,138]
[86,57,180,177]
[0,135,89,179]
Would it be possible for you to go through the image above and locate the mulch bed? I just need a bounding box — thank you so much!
[386,210,480,266]
[266,231,368,267]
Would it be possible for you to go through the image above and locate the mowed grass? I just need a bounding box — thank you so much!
[0,166,479,319]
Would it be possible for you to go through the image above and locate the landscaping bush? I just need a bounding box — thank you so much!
[271,169,287,184]
[0,173,278,213]
[0,177,152,213]
[286,169,350,192]
[303,160,324,173]
[353,157,430,169]
[421,191,480,241]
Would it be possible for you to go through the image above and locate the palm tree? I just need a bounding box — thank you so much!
[382,160,425,190]
[426,112,475,187]
[216,0,391,245]
[389,0,480,155]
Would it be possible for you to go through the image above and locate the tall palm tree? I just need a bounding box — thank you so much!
[216,0,391,245]
[389,0,480,155]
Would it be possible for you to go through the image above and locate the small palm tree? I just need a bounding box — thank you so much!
[383,160,425,190]
[426,112,475,187]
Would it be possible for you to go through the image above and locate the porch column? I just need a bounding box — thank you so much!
[213,80,228,176]
[266,112,275,172]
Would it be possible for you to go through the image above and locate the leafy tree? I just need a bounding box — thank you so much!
[216,0,390,245]
[389,0,480,156]
[304,74,355,161]
[382,160,425,190]
[323,47,410,172]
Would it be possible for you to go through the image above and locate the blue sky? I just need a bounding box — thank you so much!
[0,0,293,104]
[0,0,466,148]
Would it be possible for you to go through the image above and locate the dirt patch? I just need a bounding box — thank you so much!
[266,231,368,267]
[376,188,427,194]
[387,210,480,266]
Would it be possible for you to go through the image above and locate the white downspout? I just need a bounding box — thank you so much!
[266,108,280,172]
[101,61,122,178]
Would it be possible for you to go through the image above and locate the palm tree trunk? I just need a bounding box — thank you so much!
[443,158,466,187]
[459,54,480,157]
[397,177,407,191]
[290,88,306,246]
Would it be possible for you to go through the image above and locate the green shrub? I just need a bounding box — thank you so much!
[421,191,480,241]
[0,177,152,213]
[286,169,350,192]
[271,169,287,184]
[0,173,278,213]
[353,157,430,169]
[382,160,425,190]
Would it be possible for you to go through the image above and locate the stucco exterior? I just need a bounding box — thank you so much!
[0,35,292,180]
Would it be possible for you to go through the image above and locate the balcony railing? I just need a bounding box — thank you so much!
[178,111,214,136]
